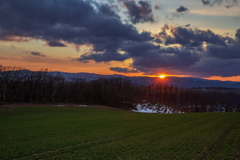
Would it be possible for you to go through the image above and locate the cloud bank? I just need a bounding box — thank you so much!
[0,0,240,78]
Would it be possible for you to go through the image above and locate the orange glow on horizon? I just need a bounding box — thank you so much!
[1,55,240,82]
[205,76,240,82]
[158,74,166,79]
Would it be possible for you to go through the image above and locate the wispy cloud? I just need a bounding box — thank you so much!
[110,67,139,73]
[201,0,239,8]
[190,7,240,16]
[29,51,47,58]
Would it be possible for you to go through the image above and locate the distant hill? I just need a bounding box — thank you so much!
[48,71,240,89]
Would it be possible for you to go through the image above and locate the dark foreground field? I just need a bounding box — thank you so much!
[0,106,240,160]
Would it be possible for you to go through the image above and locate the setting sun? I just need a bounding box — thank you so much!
[158,74,166,79]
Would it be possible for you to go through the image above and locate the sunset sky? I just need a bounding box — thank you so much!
[0,0,240,81]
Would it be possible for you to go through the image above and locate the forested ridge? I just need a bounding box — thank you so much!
[1,65,240,112]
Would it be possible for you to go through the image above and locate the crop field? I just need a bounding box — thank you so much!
[0,105,240,160]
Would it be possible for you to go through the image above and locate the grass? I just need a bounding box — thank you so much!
[0,105,240,160]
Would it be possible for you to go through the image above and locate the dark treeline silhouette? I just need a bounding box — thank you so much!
[1,65,240,112]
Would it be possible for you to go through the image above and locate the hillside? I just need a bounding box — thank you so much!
[49,71,240,89]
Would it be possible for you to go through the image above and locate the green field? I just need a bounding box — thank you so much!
[0,106,240,160]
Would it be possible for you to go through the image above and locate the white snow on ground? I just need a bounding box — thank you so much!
[132,101,184,114]
[78,105,88,107]
[53,105,66,107]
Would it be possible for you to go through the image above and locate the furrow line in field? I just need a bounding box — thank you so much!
[164,131,207,160]
[10,121,146,159]
[12,121,168,160]
[189,115,236,160]
[11,114,193,160]
[35,116,199,160]
[103,125,191,159]
[201,122,237,160]
[111,133,172,159]
[129,114,228,159]
[147,115,222,159]
[121,129,200,157]
[191,124,229,159]
[235,146,240,160]
[157,122,217,159]
[32,126,168,160]
[112,115,216,159]
[210,122,239,160]
[11,141,91,160]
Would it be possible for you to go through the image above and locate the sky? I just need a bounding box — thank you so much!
[0,0,240,81]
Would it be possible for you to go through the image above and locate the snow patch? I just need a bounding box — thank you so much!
[79,105,88,107]
[53,105,66,107]
[133,101,184,114]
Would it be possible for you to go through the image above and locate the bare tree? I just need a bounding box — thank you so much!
[0,65,22,103]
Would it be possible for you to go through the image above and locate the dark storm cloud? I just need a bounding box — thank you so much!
[0,0,147,53]
[77,51,130,63]
[151,27,240,77]
[201,0,239,8]
[207,45,240,59]
[122,42,161,57]
[1,0,240,78]
[110,67,139,73]
[158,25,227,47]
[121,0,155,24]
[47,41,66,47]
[120,39,202,70]
[132,48,201,69]
[30,52,46,57]
[125,26,240,77]
[176,6,189,12]
[203,28,240,61]
[69,24,240,77]
[98,4,120,19]
[187,58,240,77]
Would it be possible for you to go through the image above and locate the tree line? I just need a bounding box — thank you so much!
[1,65,240,112]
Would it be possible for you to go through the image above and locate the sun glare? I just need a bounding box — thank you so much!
[158,74,166,79]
